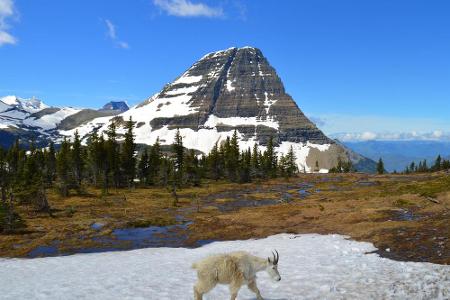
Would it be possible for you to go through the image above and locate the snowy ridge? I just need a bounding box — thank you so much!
[23,107,82,130]
[0,95,48,113]
[0,95,83,133]
[0,234,448,300]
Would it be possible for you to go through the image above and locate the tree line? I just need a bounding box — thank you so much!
[0,118,301,231]
[402,155,450,174]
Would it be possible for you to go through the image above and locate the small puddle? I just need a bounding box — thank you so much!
[28,245,58,257]
[356,181,379,187]
[298,189,311,198]
[91,222,105,230]
[111,220,193,248]
[195,239,216,247]
[392,209,418,221]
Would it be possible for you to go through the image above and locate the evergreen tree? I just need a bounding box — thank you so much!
[225,131,240,182]
[376,158,385,175]
[56,137,72,196]
[0,147,8,204]
[433,155,442,172]
[148,138,162,185]
[263,136,277,178]
[208,142,221,181]
[138,148,149,185]
[44,142,57,185]
[106,121,120,188]
[98,134,109,194]
[87,131,102,186]
[278,153,287,178]
[250,143,260,179]
[238,148,252,183]
[184,149,201,186]
[7,139,20,177]
[121,117,136,188]
[172,129,184,185]
[285,145,298,177]
[442,158,450,170]
[72,130,83,187]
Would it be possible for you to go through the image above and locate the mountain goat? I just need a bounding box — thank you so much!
[192,250,280,300]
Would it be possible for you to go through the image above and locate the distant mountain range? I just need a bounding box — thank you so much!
[0,96,128,148]
[0,47,377,173]
[343,140,450,172]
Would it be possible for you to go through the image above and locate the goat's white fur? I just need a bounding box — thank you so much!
[192,251,280,300]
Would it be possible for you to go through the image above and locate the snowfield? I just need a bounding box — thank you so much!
[1,234,449,299]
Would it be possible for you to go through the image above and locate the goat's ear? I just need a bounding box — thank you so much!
[267,257,271,263]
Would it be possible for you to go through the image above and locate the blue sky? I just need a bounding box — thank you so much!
[1,0,449,138]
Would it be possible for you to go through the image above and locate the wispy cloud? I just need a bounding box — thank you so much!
[0,0,17,46]
[305,112,450,141]
[153,0,223,18]
[307,113,450,134]
[330,131,450,142]
[104,19,129,49]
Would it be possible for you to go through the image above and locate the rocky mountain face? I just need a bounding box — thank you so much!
[65,47,375,172]
[100,101,129,112]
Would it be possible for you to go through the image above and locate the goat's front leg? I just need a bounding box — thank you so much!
[229,280,242,300]
[248,280,264,300]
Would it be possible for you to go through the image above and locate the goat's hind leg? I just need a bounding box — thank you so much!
[194,278,216,300]
[229,279,243,300]
[247,280,264,300]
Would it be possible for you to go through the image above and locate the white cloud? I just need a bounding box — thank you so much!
[0,0,17,46]
[105,19,116,40]
[329,131,450,142]
[104,19,129,49]
[306,112,450,135]
[153,0,223,18]
[304,112,450,141]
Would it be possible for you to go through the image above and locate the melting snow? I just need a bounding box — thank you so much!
[174,75,203,85]
[226,80,235,92]
[165,85,200,96]
[204,115,279,130]
[263,92,277,114]
[0,234,448,300]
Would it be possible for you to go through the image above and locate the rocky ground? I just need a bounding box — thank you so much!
[1,172,449,264]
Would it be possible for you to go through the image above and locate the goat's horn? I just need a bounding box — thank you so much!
[272,251,277,264]
[275,250,279,264]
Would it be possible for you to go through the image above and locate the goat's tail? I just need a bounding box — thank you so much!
[191,262,198,269]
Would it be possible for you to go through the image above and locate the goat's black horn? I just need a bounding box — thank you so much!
[275,250,279,264]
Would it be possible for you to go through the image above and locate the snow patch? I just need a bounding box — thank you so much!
[226,80,235,92]
[165,85,200,96]
[173,75,203,85]
[263,92,277,114]
[0,234,448,300]
[204,115,279,130]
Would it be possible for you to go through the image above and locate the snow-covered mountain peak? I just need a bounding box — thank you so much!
[0,95,48,113]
